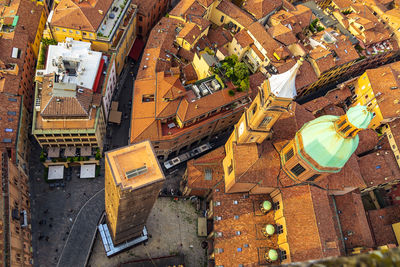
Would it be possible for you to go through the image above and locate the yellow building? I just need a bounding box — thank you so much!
[192,51,218,80]
[105,141,165,244]
[223,59,302,193]
[47,0,137,75]
[351,62,400,129]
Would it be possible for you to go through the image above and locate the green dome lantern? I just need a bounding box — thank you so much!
[267,249,279,261]
[298,106,373,170]
[265,224,275,235]
[261,200,272,213]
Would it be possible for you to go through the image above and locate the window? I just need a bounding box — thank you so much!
[277,225,283,234]
[8,98,17,102]
[234,215,239,220]
[5,128,13,132]
[280,250,287,260]
[139,26,142,33]
[285,148,294,162]
[259,116,272,128]
[56,28,60,31]
[8,111,16,116]
[62,29,66,32]
[228,159,233,175]
[83,32,87,36]
[235,231,241,235]
[243,244,249,248]
[337,119,347,128]
[237,247,242,252]
[69,30,73,33]
[273,201,280,210]
[233,200,238,205]
[291,163,306,177]
[214,201,221,206]
[340,125,351,134]
[307,174,320,181]
[89,33,93,37]
[142,94,154,102]
[139,16,143,21]
[220,15,224,23]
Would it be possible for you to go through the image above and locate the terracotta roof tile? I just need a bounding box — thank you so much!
[186,146,225,190]
[322,154,366,192]
[358,150,400,186]
[248,22,280,56]
[216,0,255,28]
[281,185,341,262]
[234,29,253,48]
[302,97,332,114]
[334,190,375,249]
[182,63,198,82]
[324,87,352,105]
[242,0,282,20]
[365,63,400,120]
[51,0,113,31]
[321,104,345,116]
[177,47,195,62]
[355,129,378,156]
[268,24,298,45]
[213,182,278,266]
[367,205,400,246]
[183,0,206,19]
[207,27,232,48]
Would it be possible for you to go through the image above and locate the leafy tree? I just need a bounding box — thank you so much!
[240,77,249,91]
[234,62,249,81]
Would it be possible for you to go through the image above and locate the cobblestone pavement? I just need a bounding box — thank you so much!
[57,189,105,267]
[29,140,105,267]
[88,198,207,267]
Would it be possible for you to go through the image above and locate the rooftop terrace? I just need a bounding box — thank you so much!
[97,0,132,40]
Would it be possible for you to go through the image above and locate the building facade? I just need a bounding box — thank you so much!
[45,0,138,75]
[131,0,170,39]
[1,151,32,266]
[32,39,109,163]
[105,141,165,244]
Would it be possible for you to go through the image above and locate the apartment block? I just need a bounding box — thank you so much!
[32,39,113,163]
[45,0,138,74]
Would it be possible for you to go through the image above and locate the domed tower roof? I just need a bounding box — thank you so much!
[297,105,372,170]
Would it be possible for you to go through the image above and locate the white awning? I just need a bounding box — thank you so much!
[48,165,64,180]
[80,164,96,179]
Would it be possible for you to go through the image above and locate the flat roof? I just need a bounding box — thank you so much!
[105,141,165,190]
[45,38,102,90]
[48,165,64,180]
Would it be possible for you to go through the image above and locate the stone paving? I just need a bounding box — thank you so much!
[57,189,105,267]
[29,140,105,267]
[88,198,207,267]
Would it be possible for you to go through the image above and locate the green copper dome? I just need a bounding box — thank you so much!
[298,106,372,169]
[265,224,275,235]
[268,249,279,261]
[346,105,373,129]
[262,200,272,211]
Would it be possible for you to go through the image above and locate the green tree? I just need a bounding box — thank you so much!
[240,77,249,91]
[234,62,249,80]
